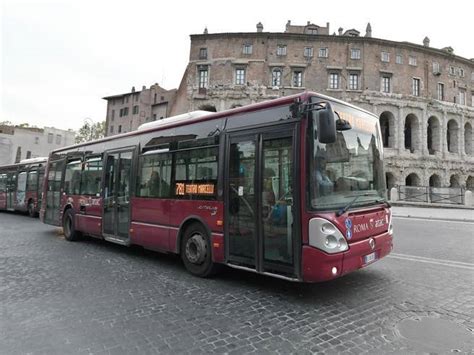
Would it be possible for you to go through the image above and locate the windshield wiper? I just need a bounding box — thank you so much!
[336,192,377,217]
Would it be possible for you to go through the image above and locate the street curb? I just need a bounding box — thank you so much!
[392,214,474,223]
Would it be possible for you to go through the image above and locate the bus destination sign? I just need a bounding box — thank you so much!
[175,182,215,196]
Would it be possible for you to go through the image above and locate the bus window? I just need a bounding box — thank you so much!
[174,146,218,199]
[64,159,82,195]
[27,170,38,191]
[15,171,27,207]
[80,156,103,196]
[0,173,7,192]
[137,152,172,198]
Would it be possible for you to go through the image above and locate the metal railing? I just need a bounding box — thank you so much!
[397,185,465,205]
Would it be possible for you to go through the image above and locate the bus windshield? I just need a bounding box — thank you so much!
[309,101,386,211]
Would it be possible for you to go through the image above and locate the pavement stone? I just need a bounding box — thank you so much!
[0,211,473,354]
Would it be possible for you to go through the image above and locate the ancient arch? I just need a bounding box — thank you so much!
[198,104,217,112]
[405,173,421,186]
[466,176,474,190]
[447,119,459,153]
[379,111,396,148]
[385,172,396,199]
[464,122,472,155]
[449,174,461,188]
[428,173,442,187]
[427,116,441,154]
[404,114,420,152]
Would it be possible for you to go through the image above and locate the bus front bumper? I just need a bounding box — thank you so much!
[302,232,393,282]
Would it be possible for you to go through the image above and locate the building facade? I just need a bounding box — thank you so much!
[103,84,177,136]
[171,21,474,190]
[0,125,75,165]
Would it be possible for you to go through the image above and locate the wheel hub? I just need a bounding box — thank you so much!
[185,233,207,264]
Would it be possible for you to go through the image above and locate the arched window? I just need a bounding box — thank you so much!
[427,116,441,154]
[405,173,420,186]
[464,122,472,155]
[447,119,459,153]
[385,172,396,199]
[449,174,461,188]
[404,114,420,152]
[379,111,396,148]
[466,176,474,190]
[429,174,441,187]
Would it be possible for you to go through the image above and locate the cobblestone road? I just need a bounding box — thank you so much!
[0,213,473,354]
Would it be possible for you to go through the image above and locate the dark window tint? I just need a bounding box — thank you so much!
[80,156,103,196]
[64,159,82,195]
[137,152,172,198]
[27,170,38,191]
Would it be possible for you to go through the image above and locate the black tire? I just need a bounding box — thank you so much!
[27,200,36,218]
[63,208,81,241]
[180,222,218,277]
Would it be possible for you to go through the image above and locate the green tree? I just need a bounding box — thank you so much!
[75,120,105,144]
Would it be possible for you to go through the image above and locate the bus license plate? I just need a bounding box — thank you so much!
[364,252,376,265]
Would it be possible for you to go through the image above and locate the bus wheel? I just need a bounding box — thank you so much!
[27,201,36,218]
[181,223,218,277]
[63,209,81,241]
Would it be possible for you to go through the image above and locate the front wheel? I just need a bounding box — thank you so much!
[181,223,218,277]
[63,209,81,241]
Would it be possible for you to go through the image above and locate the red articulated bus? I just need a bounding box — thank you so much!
[40,92,393,282]
[0,157,47,217]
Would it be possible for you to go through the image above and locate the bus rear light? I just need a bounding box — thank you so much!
[216,220,223,226]
[213,242,220,248]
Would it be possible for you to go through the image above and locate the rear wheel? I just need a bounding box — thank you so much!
[181,222,218,277]
[63,208,81,241]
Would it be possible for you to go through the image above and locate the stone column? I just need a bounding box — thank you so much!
[421,107,428,156]
[460,114,465,157]
[442,110,448,159]
[398,106,405,154]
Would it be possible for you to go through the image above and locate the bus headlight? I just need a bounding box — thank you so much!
[387,212,393,236]
[309,218,348,254]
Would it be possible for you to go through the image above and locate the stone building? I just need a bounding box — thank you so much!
[171,21,474,190]
[103,83,177,136]
[0,125,75,165]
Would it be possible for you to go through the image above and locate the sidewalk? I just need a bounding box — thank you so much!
[392,206,474,222]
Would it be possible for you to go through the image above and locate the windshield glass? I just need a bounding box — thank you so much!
[309,100,386,210]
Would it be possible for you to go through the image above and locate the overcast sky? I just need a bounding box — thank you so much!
[1,0,472,131]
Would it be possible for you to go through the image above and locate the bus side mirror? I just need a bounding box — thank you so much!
[314,103,336,144]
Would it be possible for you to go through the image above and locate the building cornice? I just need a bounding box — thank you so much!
[190,32,473,67]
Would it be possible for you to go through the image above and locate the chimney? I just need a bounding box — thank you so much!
[365,23,372,38]
[423,36,430,47]
[203,27,208,34]
[142,85,146,90]
[338,27,343,36]
[256,22,263,32]
[326,22,330,32]
[131,86,135,93]
[307,21,310,25]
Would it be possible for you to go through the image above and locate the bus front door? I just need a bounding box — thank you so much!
[6,172,16,211]
[226,126,298,279]
[44,160,65,226]
[103,150,133,244]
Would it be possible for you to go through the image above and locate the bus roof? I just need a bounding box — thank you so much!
[51,91,376,154]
